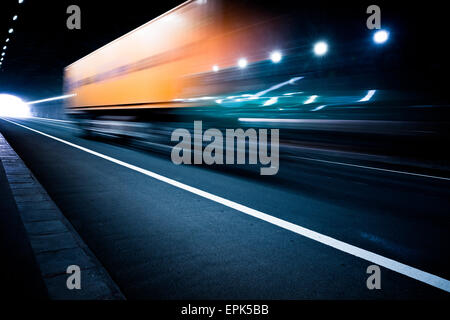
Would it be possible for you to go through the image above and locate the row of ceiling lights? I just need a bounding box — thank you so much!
[211,30,389,72]
[210,44,322,73]
[1,0,24,69]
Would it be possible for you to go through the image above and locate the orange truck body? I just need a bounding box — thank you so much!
[64,0,280,113]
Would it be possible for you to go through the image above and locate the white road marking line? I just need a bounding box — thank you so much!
[27,118,77,131]
[28,116,74,123]
[292,155,450,181]
[2,117,450,293]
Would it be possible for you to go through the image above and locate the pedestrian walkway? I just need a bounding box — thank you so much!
[0,133,124,300]
[0,141,48,299]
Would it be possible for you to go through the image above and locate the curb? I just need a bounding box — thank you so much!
[0,133,125,300]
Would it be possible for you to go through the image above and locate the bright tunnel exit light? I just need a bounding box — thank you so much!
[0,94,31,118]
[373,30,389,44]
[270,50,282,63]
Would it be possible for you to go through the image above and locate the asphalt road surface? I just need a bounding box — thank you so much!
[1,117,449,299]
